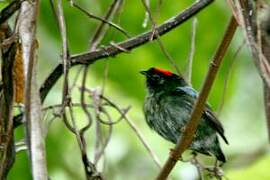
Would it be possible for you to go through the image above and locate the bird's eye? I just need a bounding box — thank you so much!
[152,74,160,81]
[152,74,165,84]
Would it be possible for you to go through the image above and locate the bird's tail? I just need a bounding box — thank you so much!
[214,148,226,163]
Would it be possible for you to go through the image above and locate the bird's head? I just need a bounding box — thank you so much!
[140,67,187,93]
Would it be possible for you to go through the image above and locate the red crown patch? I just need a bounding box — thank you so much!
[153,68,173,76]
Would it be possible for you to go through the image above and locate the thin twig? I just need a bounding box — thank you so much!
[82,87,162,168]
[78,66,96,179]
[0,0,24,25]
[142,0,150,28]
[0,34,18,48]
[80,1,123,165]
[156,16,237,180]
[72,2,130,38]
[96,94,162,169]
[92,88,104,164]
[52,1,99,178]
[51,0,74,133]
[93,62,109,164]
[124,114,162,169]
[89,0,123,50]
[56,0,70,110]
[140,0,181,75]
[70,66,83,90]
[79,66,93,133]
[155,0,162,23]
[43,102,94,111]
[186,18,197,84]
[217,39,245,115]
[226,0,240,25]
[78,1,124,164]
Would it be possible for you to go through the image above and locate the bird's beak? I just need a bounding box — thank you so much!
[140,70,148,76]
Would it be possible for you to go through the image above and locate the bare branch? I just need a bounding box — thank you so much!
[89,0,123,50]
[99,94,162,169]
[124,114,162,169]
[142,0,150,28]
[71,2,130,38]
[257,1,270,141]
[226,0,241,24]
[217,39,245,115]
[17,0,48,179]
[0,0,24,25]
[235,0,270,88]
[186,18,197,84]
[140,0,181,75]
[0,23,16,179]
[79,66,93,134]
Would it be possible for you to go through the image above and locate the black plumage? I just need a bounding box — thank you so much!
[141,67,228,162]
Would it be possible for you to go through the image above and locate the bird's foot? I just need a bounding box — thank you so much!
[190,152,202,166]
[213,159,224,178]
[216,158,225,167]
[202,159,224,180]
[169,148,183,161]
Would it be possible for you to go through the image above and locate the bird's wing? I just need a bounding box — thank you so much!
[204,105,228,144]
[175,86,198,98]
[174,86,228,144]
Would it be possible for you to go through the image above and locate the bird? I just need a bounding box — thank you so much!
[140,67,228,163]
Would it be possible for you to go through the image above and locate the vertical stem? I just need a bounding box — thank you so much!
[18,1,48,179]
[0,23,15,179]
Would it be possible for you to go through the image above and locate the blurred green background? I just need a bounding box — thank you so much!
[4,0,270,179]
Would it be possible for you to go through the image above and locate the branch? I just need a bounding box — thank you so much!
[235,0,270,142]
[257,1,270,141]
[89,0,123,50]
[140,0,181,75]
[235,0,270,88]
[0,0,24,25]
[217,39,245,115]
[37,0,214,105]
[186,18,197,84]
[18,1,48,179]
[71,2,130,38]
[0,23,16,179]
[124,114,162,169]
[156,16,237,180]
[94,92,162,169]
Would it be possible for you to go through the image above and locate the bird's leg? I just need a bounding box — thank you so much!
[213,159,224,179]
[204,159,224,180]
[190,152,204,180]
[216,158,224,167]
[169,149,197,162]
[190,152,202,165]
